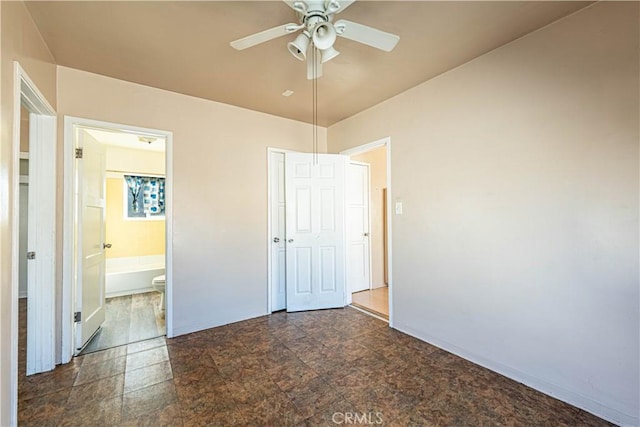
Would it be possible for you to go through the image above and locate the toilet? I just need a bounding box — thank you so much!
[152,274,166,310]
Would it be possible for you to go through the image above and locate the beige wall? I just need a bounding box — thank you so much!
[329,3,638,425]
[0,1,57,424]
[19,105,28,152]
[105,177,165,259]
[351,146,387,288]
[57,66,327,337]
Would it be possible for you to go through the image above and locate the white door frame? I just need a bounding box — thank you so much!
[340,137,393,326]
[62,116,174,363]
[266,147,294,313]
[10,62,57,425]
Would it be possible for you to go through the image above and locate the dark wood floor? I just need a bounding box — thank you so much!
[17,305,611,426]
[81,292,166,354]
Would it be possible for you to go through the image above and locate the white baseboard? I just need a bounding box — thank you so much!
[171,310,267,338]
[348,304,389,323]
[394,323,638,427]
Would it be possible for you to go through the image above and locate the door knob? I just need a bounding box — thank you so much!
[363,233,369,237]
[103,243,112,249]
[288,239,294,243]
[273,237,280,243]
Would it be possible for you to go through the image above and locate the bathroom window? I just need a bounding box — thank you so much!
[124,174,165,220]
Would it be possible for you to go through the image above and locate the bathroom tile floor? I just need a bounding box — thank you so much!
[81,292,166,354]
[18,304,612,426]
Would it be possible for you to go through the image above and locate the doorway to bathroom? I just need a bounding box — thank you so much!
[63,118,172,357]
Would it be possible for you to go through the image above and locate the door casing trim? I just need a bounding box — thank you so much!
[10,61,57,426]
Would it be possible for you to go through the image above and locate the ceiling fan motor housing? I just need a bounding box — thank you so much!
[300,3,337,52]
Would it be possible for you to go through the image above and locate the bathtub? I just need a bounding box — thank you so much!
[106,255,165,298]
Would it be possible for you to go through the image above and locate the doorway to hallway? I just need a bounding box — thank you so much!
[341,138,392,322]
[352,287,389,319]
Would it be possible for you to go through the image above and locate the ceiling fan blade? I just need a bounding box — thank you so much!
[334,19,399,52]
[230,23,300,50]
[307,48,323,80]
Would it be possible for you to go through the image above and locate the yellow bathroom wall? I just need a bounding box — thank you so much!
[105,177,165,258]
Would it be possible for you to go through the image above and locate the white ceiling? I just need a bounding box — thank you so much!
[26,1,592,126]
[84,128,166,152]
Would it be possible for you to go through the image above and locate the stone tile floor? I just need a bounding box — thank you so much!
[18,306,612,426]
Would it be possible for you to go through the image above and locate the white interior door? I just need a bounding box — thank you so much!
[19,181,29,299]
[270,151,286,311]
[26,113,57,375]
[75,129,107,352]
[347,161,371,293]
[285,153,347,312]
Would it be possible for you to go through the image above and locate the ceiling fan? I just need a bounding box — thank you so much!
[230,0,400,79]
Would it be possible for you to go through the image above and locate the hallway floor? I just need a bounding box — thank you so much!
[18,306,611,426]
[352,287,389,319]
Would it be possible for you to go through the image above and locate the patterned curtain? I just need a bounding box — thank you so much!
[125,175,144,213]
[142,177,165,215]
[125,175,165,217]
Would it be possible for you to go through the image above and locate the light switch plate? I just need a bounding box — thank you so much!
[395,202,403,215]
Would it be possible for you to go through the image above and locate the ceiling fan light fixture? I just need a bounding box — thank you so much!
[311,22,336,51]
[321,45,340,63]
[287,32,310,61]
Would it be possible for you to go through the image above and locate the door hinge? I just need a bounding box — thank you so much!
[75,148,83,159]
[74,312,81,323]
[26,251,36,260]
